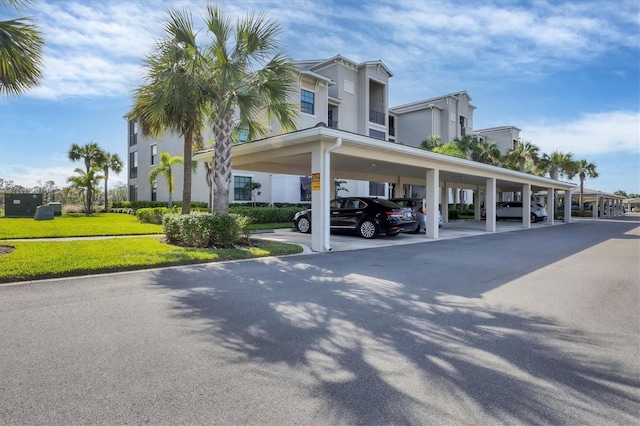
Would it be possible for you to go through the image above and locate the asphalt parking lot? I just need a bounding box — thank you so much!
[255,218,562,252]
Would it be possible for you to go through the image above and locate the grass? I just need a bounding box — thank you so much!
[0,213,163,239]
[0,237,303,283]
[0,212,303,283]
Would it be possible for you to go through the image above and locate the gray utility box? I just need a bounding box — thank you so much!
[48,202,62,216]
[34,204,55,221]
[4,194,43,218]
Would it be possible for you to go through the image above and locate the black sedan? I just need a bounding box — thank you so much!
[293,197,416,239]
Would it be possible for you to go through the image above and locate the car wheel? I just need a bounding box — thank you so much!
[410,224,420,234]
[358,219,377,239]
[530,213,537,223]
[297,216,311,233]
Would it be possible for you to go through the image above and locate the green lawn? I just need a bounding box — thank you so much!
[0,213,163,239]
[0,213,303,283]
[0,237,303,283]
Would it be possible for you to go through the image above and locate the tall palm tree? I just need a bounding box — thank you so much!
[0,0,44,96]
[507,141,539,173]
[569,159,598,210]
[66,167,104,214]
[128,8,209,215]
[204,5,297,215]
[540,150,574,180]
[68,142,105,215]
[97,151,123,210]
[149,152,183,208]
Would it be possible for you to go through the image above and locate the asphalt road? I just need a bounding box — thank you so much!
[1,217,638,425]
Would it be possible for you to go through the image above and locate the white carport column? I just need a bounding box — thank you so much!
[564,189,572,223]
[442,182,449,223]
[425,168,439,239]
[474,185,481,220]
[593,195,599,218]
[485,178,496,232]
[546,187,554,225]
[310,141,333,252]
[523,184,532,228]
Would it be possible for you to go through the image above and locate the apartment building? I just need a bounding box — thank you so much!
[126,54,514,206]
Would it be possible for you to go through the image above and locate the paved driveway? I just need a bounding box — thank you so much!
[1,216,638,424]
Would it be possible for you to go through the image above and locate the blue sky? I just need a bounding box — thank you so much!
[1,0,639,195]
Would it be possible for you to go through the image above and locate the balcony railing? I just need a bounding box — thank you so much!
[369,109,385,125]
[328,119,338,129]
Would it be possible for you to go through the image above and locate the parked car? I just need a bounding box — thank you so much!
[481,202,505,219]
[293,197,416,239]
[495,201,547,223]
[390,198,442,233]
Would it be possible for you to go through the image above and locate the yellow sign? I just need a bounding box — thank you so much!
[311,173,320,191]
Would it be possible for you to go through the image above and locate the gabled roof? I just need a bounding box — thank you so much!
[390,90,473,114]
[293,54,393,78]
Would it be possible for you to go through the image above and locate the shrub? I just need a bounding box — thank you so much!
[447,209,460,219]
[163,213,250,248]
[136,207,176,224]
[229,206,301,224]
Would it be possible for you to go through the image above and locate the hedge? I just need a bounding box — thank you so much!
[163,213,250,248]
[229,206,302,224]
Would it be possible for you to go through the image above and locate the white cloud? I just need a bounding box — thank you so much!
[23,0,638,100]
[521,111,640,155]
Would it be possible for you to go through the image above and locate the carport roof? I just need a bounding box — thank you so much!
[193,126,577,193]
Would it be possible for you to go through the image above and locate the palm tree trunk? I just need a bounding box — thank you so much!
[181,127,193,215]
[213,113,234,215]
[103,170,109,211]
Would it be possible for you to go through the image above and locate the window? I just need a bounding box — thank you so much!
[128,185,138,202]
[389,116,395,136]
[129,151,138,179]
[237,129,249,143]
[300,176,312,202]
[369,129,386,140]
[151,183,157,201]
[369,181,385,196]
[150,144,157,165]
[234,176,252,201]
[128,121,138,146]
[301,89,314,115]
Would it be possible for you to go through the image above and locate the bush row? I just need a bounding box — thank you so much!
[229,206,301,224]
[163,213,250,248]
[111,201,209,210]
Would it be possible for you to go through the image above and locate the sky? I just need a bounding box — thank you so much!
[1,0,639,195]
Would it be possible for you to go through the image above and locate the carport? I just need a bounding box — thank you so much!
[194,126,577,252]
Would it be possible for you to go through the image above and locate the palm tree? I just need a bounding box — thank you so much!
[66,167,104,214]
[569,159,598,210]
[149,152,183,208]
[68,142,105,215]
[97,151,123,210]
[128,8,209,215]
[204,5,298,215]
[0,0,44,96]
[475,140,501,165]
[540,150,574,180]
[452,135,476,160]
[419,134,441,150]
[507,141,539,173]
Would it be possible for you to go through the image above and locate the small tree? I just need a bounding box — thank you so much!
[66,167,104,214]
[97,151,123,210]
[68,142,106,213]
[243,181,262,207]
[569,159,598,211]
[334,179,349,199]
[149,152,183,208]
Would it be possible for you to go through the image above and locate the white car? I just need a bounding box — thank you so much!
[495,201,547,223]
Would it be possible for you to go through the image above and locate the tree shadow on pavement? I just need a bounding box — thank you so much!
[148,219,640,424]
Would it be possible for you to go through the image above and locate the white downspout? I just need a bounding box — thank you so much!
[323,137,342,251]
